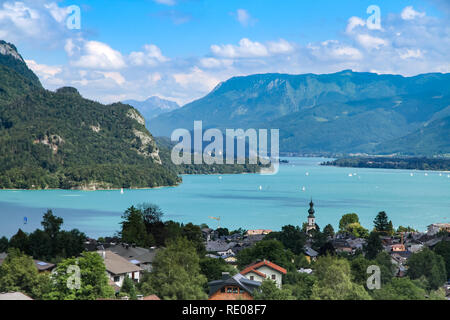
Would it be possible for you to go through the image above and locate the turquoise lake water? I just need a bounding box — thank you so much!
[0,157,449,238]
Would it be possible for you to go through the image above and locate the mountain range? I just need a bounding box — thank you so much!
[123,96,179,128]
[150,70,450,156]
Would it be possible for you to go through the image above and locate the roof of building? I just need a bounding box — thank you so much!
[99,250,143,275]
[0,292,33,300]
[107,244,157,265]
[208,273,261,296]
[245,229,272,236]
[240,260,287,276]
[206,240,236,252]
[304,246,319,257]
[142,294,161,300]
[0,253,55,272]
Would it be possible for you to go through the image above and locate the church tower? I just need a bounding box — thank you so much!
[306,199,316,233]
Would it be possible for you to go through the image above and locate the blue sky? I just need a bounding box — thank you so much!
[0,0,449,104]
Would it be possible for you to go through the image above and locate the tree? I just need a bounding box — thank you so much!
[28,229,52,261]
[372,277,427,300]
[121,276,137,300]
[264,225,306,255]
[236,240,293,270]
[323,224,335,238]
[41,209,63,240]
[199,257,236,282]
[407,248,446,290]
[310,255,371,300]
[339,213,360,233]
[344,222,369,238]
[0,248,51,299]
[139,237,207,300]
[434,240,450,279]
[182,223,206,255]
[253,279,295,300]
[373,211,393,235]
[364,231,383,260]
[45,251,115,300]
[0,236,9,252]
[216,228,229,238]
[120,206,154,247]
[283,272,316,300]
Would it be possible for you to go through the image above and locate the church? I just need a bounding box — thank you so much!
[305,199,316,233]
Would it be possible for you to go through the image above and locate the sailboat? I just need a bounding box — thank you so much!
[120,188,124,194]
[302,186,306,192]
[259,185,263,191]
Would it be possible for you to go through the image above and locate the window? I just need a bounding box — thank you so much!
[221,287,225,293]
[227,287,232,293]
[113,276,120,283]
[272,275,276,280]
[250,276,254,280]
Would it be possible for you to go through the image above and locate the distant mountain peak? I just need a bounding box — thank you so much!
[0,41,24,62]
[0,40,41,86]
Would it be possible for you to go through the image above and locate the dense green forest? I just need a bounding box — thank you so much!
[0,42,180,189]
[322,157,450,171]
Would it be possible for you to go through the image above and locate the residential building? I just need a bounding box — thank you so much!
[240,260,287,288]
[106,244,157,272]
[99,250,143,288]
[208,272,261,300]
[304,246,319,263]
[245,229,272,236]
[427,223,450,236]
[0,253,55,273]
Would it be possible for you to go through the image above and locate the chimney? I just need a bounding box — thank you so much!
[221,272,230,280]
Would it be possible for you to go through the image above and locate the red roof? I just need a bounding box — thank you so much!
[240,260,287,276]
[143,295,161,300]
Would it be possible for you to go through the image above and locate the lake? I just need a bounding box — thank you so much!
[0,157,449,238]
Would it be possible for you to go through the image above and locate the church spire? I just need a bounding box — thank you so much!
[308,198,315,217]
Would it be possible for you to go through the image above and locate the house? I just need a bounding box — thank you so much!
[427,223,450,236]
[206,240,236,253]
[408,243,424,253]
[106,244,157,272]
[99,250,143,288]
[0,292,33,300]
[0,253,55,273]
[304,246,319,263]
[240,260,287,288]
[391,244,406,252]
[208,272,261,300]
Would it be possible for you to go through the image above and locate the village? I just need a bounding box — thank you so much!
[1,201,449,301]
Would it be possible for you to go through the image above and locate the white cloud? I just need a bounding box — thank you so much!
[98,71,126,85]
[401,6,426,20]
[309,40,363,61]
[25,59,62,79]
[71,40,127,70]
[129,44,169,66]
[199,58,234,69]
[356,34,389,50]
[346,16,366,33]
[173,67,220,91]
[211,38,295,58]
[267,39,295,54]
[398,49,425,59]
[236,9,252,27]
[154,0,176,5]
